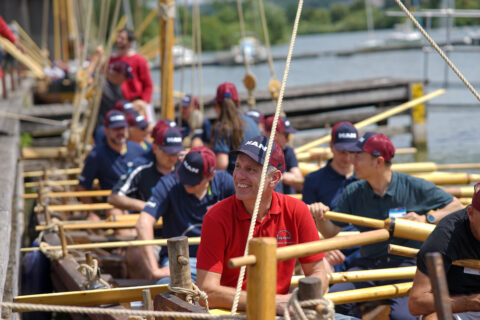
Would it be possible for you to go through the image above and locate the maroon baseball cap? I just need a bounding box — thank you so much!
[153,125,184,155]
[109,61,133,79]
[181,95,199,109]
[126,111,148,129]
[346,132,396,162]
[331,121,359,151]
[177,147,216,186]
[472,182,480,211]
[114,100,135,114]
[104,110,128,128]
[151,119,177,140]
[231,136,286,172]
[264,116,296,134]
[215,82,239,105]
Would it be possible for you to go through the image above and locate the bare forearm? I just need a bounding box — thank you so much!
[203,285,248,311]
[136,221,159,275]
[108,194,145,212]
[432,197,464,223]
[314,218,341,239]
[451,293,480,313]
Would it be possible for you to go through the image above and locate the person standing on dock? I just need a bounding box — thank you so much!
[134,147,235,280]
[110,29,154,123]
[211,82,260,174]
[264,115,303,194]
[196,136,329,315]
[409,182,480,320]
[304,121,360,272]
[311,132,464,319]
[177,94,211,148]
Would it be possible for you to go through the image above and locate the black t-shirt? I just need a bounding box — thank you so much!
[112,160,163,201]
[97,79,124,129]
[417,208,480,295]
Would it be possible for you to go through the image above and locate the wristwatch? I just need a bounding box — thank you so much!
[426,213,436,224]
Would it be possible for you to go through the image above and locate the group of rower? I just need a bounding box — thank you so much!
[74,28,480,320]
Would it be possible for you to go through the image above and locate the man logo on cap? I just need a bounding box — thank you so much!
[245,140,267,152]
[183,160,199,174]
[338,132,357,139]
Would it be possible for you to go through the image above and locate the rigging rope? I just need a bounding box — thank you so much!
[193,0,204,114]
[230,0,304,314]
[258,0,276,80]
[283,288,335,320]
[393,0,480,102]
[168,282,209,311]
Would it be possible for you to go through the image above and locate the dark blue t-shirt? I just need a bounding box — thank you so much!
[143,170,235,258]
[275,146,299,195]
[177,117,212,144]
[212,113,261,174]
[335,171,454,259]
[78,140,145,190]
[303,160,357,208]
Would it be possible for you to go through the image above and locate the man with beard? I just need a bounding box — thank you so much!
[109,29,154,123]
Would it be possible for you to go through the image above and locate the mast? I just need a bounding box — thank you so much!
[159,0,175,121]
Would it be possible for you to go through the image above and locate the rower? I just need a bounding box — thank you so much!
[125,110,151,152]
[304,121,360,272]
[312,132,464,319]
[109,28,155,124]
[196,136,331,315]
[135,147,235,280]
[409,182,480,319]
[264,115,303,194]
[244,109,265,135]
[177,94,212,147]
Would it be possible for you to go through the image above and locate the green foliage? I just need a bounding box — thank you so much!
[20,133,33,148]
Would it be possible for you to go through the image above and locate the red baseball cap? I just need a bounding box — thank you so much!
[126,111,148,129]
[215,82,239,105]
[264,116,296,134]
[176,147,216,186]
[346,132,395,162]
[151,119,177,140]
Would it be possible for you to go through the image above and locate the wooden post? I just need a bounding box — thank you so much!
[246,237,276,320]
[52,0,61,62]
[425,252,453,320]
[58,224,69,258]
[1,72,7,99]
[298,277,327,316]
[410,82,427,149]
[167,236,192,295]
[142,289,155,320]
[159,0,175,120]
[9,68,15,92]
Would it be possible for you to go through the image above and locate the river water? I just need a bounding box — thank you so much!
[152,28,480,164]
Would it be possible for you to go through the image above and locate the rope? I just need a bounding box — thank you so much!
[159,3,176,20]
[283,288,335,320]
[258,0,276,80]
[77,259,111,289]
[168,282,209,311]
[36,218,63,260]
[393,0,480,102]
[230,0,304,314]
[235,0,252,75]
[193,0,204,113]
[0,302,246,319]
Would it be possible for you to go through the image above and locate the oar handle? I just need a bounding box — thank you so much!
[325,211,385,229]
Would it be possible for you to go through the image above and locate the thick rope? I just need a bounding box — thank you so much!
[393,0,480,102]
[0,302,245,319]
[235,0,252,75]
[77,259,111,289]
[258,0,276,80]
[283,289,335,320]
[230,0,304,314]
[168,283,209,311]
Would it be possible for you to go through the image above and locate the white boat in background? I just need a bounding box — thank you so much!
[385,21,422,47]
[150,44,197,69]
[215,37,268,65]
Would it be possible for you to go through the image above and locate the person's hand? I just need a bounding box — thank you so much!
[404,211,426,223]
[308,202,330,222]
[275,294,292,315]
[324,249,345,267]
[282,172,297,185]
[153,265,170,279]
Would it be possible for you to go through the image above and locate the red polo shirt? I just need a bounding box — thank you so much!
[197,191,324,294]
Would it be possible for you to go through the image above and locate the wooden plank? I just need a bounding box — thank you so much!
[24,189,111,199]
[154,292,206,318]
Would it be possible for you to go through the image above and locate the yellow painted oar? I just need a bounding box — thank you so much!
[22,147,69,160]
[296,147,417,162]
[23,167,82,178]
[325,282,412,305]
[38,202,114,213]
[23,189,111,199]
[34,216,162,232]
[295,89,445,154]
[0,36,45,78]
[24,179,98,188]
[441,186,473,198]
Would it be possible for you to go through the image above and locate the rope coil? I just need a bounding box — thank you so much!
[168,283,209,311]
[283,288,335,320]
[77,259,111,289]
[159,3,176,20]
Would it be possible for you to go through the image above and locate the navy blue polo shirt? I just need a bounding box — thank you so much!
[212,114,261,174]
[275,146,299,194]
[143,170,235,258]
[78,140,145,190]
[177,117,212,144]
[334,171,454,259]
[112,159,164,201]
[303,160,357,208]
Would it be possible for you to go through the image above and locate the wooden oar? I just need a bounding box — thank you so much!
[388,244,480,270]
[34,216,159,232]
[0,36,45,78]
[228,229,390,269]
[325,282,412,305]
[295,89,445,153]
[25,179,99,188]
[21,235,196,253]
[38,202,114,213]
[22,167,82,178]
[413,172,480,185]
[296,147,417,162]
[441,186,473,198]
[22,146,68,160]
[394,162,480,174]
[23,189,111,199]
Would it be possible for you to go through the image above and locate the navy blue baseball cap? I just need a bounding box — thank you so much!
[104,110,128,128]
[126,111,148,129]
[346,132,396,162]
[181,95,199,109]
[177,147,216,186]
[245,109,264,124]
[231,135,286,172]
[154,126,185,155]
[331,121,359,151]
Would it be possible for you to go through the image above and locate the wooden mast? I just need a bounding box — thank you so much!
[159,0,175,120]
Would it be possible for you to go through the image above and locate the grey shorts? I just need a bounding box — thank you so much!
[453,311,480,320]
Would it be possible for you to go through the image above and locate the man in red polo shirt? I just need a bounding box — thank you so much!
[197,135,328,315]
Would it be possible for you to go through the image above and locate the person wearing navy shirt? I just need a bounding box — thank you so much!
[126,110,152,153]
[108,121,184,213]
[177,94,212,147]
[135,147,235,281]
[264,115,303,195]
[211,82,260,174]
[311,132,463,320]
[304,121,360,272]
[244,109,265,135]
[409,182,480,319]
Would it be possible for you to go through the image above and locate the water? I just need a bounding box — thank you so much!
[152,28,480,164]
